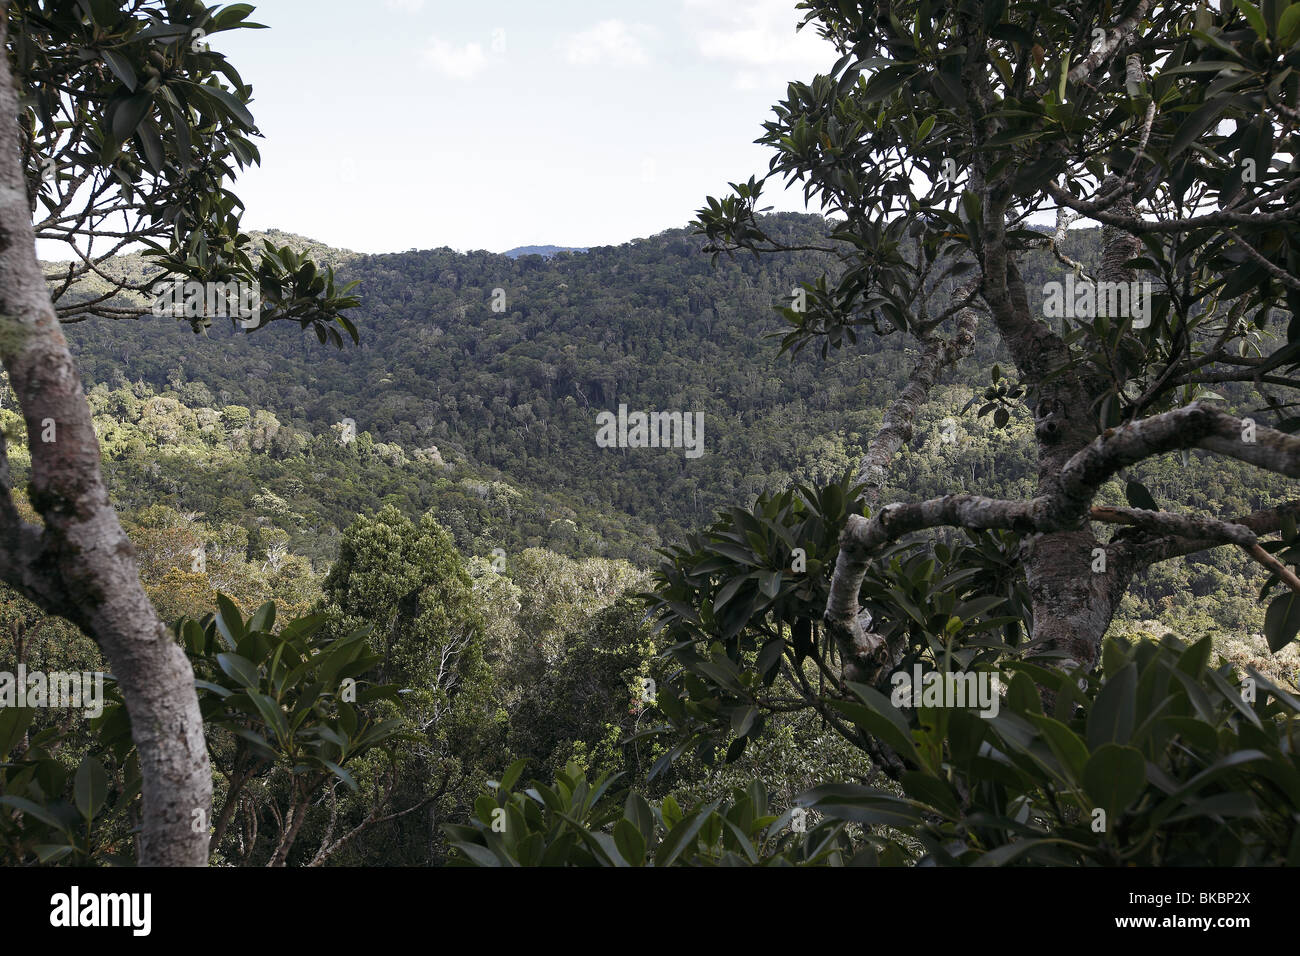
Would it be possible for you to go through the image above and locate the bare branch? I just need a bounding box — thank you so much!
[826,403,1300,676]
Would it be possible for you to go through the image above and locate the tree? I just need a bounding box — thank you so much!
[178,599,407,867]
[505,597,660,783]
[0,0,357,864]
[317,507,503,865]
[674,0,1300,781]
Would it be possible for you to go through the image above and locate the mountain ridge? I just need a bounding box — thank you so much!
[502,244,589,259]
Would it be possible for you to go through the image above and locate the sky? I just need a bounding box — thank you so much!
[212,0,843,254]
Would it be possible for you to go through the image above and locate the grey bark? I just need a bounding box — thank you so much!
[1018,175,1144,666]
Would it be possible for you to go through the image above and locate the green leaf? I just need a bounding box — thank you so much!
[278,612,326,643]
[247,691,290,744]
[496,758,527,794]
[0,706,35,757]
[109,91,153,151]
[1281,3,1300,45]
[194,679,232,698]
[838,682,924,766]
[971,837,1075,867]
[625,791,655,841]
[660,794,683,829]
[712,573,750,612]
[199,82,256,128]
[861,65,913,102]
[74,756,110,820]
[227,725,275,757]
[33,844,75,863]
[932,70,966,109]
[211,3,259,29]
[613,818,646,865]
[1163,790,1260,823]
[1087,662,1137,749]
[216,653,261,690]
[798,782,926,827]
[900,770,961,817]
[655,802,719,866]
[320,759,358,792]
[1233,0,1269,38]
[1264,590,1300,651]
[731,705,758,737]
[136,119,164,173]
[101,50,137,90]
[214,594,245,649]
[135,22,193,40]
[1124,480,1159,512]
[1082,743,1147,816]
[1171,97,1228,159]
[953,595,1005,621]
[1028,715,1090,781]
[451,841,502,867]
[248,601,276,634]
[0,795,71,833]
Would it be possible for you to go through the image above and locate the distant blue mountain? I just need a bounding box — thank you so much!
[502,244,588,259]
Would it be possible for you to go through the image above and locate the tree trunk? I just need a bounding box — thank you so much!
[1019,177,1142,670]
[268,789,310,867]
[0,8,211,866]
[210,764,250,854]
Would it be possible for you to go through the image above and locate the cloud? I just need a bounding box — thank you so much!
[681,0,838,89]
[421,36,488,80]
[385,0,424,12]
[560,20,654,68]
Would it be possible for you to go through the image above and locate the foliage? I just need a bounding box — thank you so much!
[182,597,406,799]
[0,597,411,866]
[0,698,138,865]
[800,634,1300,866]
[444,759,864,866]
[13,0,360,337]
[643,471,1024,772]
[452,637,1300,866]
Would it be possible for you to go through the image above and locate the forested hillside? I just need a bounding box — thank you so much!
[45,215,1295,653]
[65,214,926,549]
